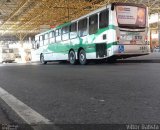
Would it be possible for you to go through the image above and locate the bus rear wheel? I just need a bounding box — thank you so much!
[79,49,87,65]
[69,50,77,65]
[40,54,47,64]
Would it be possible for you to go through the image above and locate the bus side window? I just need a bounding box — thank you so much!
[70,22,77,39]
[49,31,55,44]
[37,43,40,49]
[99,9,109,29]
[40,35,44,46]
[55,29,61,42]
[89,14,98,35]
[78,18,88,37]
[62,26,69,41]
[44,33,49,45]
[55,29,58,42]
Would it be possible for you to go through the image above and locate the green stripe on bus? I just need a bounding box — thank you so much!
[44,24,117,54]
[46,41,118,54]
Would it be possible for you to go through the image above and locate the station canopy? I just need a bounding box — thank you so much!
[0,0,160,36]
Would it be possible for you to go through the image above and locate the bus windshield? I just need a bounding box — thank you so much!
[2,49,14,53]
[116,5,146,28]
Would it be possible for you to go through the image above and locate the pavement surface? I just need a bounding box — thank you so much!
[0,52,160,130]
[118,52,160,63]
[0,106,10,124]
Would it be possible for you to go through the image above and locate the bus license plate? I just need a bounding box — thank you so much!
[135,36,142,40]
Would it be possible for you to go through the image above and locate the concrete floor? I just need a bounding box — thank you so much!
[0,52,160,129]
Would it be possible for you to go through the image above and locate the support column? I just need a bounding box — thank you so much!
[158,12,160,52]
[15,32,28,63]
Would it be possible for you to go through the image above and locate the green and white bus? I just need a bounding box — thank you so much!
[34,2,150,65]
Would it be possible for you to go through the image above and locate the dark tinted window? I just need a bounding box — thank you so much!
[78,18,88,37]
[89,14,98,35]
[70,22,77,39]
[62,26,69,40]
[99,9,109,29]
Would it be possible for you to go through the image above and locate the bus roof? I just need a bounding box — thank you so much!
[56,22,71,29]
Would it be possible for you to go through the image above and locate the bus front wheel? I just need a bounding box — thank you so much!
[79,49,87,65]
[40,54,47,64]
[69,50,77,65]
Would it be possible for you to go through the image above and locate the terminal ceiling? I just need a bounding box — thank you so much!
[0,0,160,39]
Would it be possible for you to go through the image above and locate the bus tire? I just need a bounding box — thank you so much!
[69,50,77,65]
[40,54,47,64]
[78,49,87,65]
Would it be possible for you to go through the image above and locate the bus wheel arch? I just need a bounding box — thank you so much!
[78,48,87,65]
[68,49,77,65]
[40,53,47,64]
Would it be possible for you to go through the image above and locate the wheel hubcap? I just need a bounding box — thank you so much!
[70,51,75,63]
[80,53,85,61]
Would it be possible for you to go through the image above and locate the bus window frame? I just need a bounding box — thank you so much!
[78,18,88,37]
[99,9,109,29]
[44,33,48,40]
[44,33,49,45]
[49,31,55,44]
[69,22,78,39]
[39,35,44,47]
[89,14,98,35]
[62,26,69,41]
[49,31,54,38]
[55,29,62,42]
